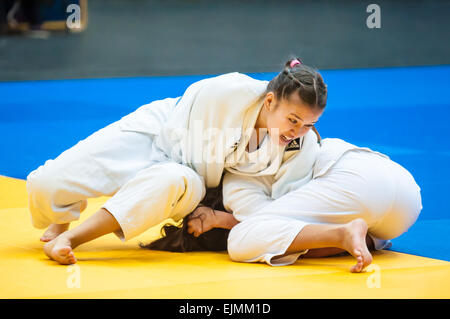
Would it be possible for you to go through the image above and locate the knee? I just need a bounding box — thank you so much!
[135,162,205,216]
[26,164,58,200]
[367,160,422,240]
[391,172,422,238]
[227,225,249,262]
[371,186,422,240]
[26,161,79,209]
[227,222,263,262]
[26,165,64,228]
[152,162,204,192]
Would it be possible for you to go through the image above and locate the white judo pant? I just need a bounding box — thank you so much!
[26,121,205,241]
[227,150,422,266]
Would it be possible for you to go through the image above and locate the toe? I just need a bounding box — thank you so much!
[55,247,72,262]
[351,258,364,273]
[68,252,77,263]
[362,255,373,270]
[350,264,360,273]
[58,247,71,256]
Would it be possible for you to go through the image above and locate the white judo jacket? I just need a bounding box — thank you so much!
[223,137,389,221]
[120,72,272,188]
[223,129,321,219]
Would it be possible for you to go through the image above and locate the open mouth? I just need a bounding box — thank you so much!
[279,134,293,145]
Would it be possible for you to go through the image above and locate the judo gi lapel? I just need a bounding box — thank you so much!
[174,72,268,188]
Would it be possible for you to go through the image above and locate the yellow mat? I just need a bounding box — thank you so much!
[1,175,449,299]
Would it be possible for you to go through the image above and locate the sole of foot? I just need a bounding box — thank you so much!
[43,232,77,265]
[342,219,373,273]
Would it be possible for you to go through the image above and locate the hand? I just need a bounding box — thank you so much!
[187,206,217,237]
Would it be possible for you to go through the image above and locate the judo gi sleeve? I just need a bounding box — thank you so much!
[222,172,274,221]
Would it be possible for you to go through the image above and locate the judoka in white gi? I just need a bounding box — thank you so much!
[27,58,328,265]
[222,134,422,272]
[179,65,422,273]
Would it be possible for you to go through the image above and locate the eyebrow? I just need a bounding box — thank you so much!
[290,113,317,124]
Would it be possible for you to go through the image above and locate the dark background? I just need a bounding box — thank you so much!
[1,0,449,81]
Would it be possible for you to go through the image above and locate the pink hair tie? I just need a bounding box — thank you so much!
[290,59,302,68]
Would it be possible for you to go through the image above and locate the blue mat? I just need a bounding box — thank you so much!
[1,66,449,261]
[389,219,450,260]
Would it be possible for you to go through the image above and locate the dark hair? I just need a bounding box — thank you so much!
[139,181,230,252]
[267,58,327,111]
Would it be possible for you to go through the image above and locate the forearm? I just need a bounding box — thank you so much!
[213,209,240,230]
[222,173,274,221]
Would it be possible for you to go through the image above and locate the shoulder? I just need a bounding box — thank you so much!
[198,72,268,96]
[181,72,268,120]
[208,72,256,82]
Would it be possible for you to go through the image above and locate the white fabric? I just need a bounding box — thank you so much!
[103,162,205,241]
[271,130,320,199]
[225,133,285,177]
[228,215,309,266]
[26,72,275,241]
[223,129,319,220]
[223,173,274,222]
[312,138,389,179]
[26,120,205,241]
[225,139,422,266]
[117,97,180,136]
[155,72,270,188]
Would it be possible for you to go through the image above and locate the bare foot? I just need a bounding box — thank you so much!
[40,223,70,242]
[43,232,77,265]
[341,219,373,273]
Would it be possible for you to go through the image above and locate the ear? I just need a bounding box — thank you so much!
[264,91,277,111]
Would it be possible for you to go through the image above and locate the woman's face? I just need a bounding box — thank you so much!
[264,91,323,146]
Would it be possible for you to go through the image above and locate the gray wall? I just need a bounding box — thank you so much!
[1,0,449,81]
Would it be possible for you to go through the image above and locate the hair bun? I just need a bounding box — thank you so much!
[285,58,302,69]
[289,59,302,68]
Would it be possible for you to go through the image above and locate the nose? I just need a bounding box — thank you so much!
[291,125,310,138]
